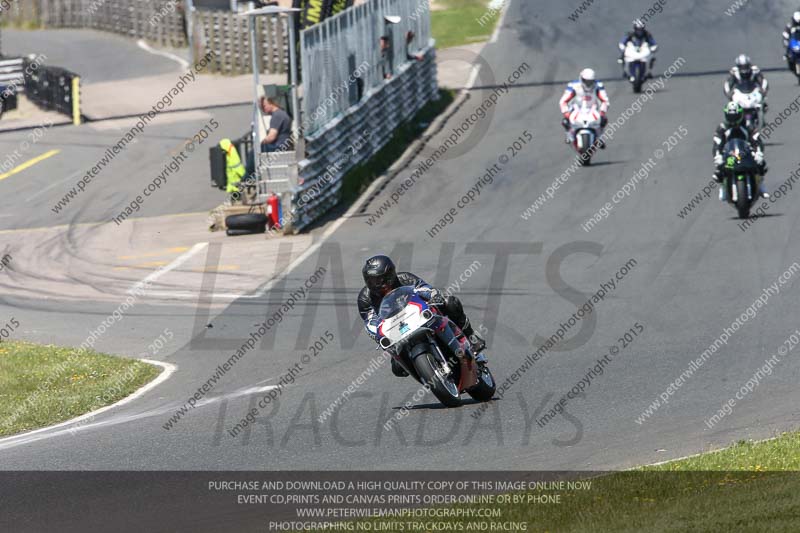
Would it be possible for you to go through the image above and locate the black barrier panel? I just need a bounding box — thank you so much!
[23,59,78,117]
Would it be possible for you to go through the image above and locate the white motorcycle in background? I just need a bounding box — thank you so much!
[622,41,652,93]
[729,79,764,134]
[568,101,603,166]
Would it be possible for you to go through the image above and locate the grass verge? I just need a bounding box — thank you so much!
[328,432,800,532]
[340,88,455,206]
[431,0,501,49]
[0,341,161,437]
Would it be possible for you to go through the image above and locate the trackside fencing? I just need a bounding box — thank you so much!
[5,0,290,75]
[284,0,437,231]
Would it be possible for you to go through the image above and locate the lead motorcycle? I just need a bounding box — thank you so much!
[377,286,496,408]
[720,138,762,219]
[622,41,652,93]
[728,79,765,134]
[568,101,603,166]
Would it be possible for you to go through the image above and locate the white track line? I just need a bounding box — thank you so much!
[0,359,176,450]
[490,0,511,44]
[140,242,208,287]
[137,39,190,70]
[25,170,82,203]
[641,433,788,468]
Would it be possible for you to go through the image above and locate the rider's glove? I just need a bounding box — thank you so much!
[427,289,446,307]
[600,115,608,128]
[713,153,724,167]
[561,117,570,129]
[754,152,764,165]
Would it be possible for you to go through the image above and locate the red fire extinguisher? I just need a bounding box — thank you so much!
[267,193,281,228]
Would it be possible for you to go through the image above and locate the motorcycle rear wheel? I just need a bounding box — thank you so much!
[413,352,461,407]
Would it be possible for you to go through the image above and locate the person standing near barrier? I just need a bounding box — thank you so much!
[220,138,245,202]
[260,96,293,153]
[380,36,394,79]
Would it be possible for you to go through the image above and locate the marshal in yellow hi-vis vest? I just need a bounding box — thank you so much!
[220,138,245,194]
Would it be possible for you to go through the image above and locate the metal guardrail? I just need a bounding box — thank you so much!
[300,0,433,136]
[0,58,24,89]
[287,46,437,232]
[243,0,438,233]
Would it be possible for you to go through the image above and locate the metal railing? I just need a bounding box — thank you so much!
[255,0,438,232]
[300,0,432,136]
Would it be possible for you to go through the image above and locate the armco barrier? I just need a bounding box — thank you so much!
[286,46,437,232]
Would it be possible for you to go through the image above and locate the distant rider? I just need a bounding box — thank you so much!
[618,19,658,75]
[783,12,800,68]
[723,55,769,104]
[713,102,769,200]
[559,68,609,149]
[357,255,486,377]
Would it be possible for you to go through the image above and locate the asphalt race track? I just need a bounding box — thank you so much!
[2,0,800,486]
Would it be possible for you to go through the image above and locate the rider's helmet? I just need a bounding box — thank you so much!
[735,54,753,81]
[793,11,800,25]
[633,19,646,38]
[724,101,744,127]
[579,68,597,92]
[362,255,400,297]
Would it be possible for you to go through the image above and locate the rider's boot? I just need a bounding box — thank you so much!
[462,319,486,354]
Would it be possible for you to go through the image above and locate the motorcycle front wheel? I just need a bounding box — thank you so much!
[414,352,461,407]
[736,179,751,219]
[467,364,496,403]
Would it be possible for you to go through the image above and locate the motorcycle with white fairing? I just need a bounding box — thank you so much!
[376,286,496,408]
[622,41,652,93]
[568,101,603,166]
[729,79,765,134]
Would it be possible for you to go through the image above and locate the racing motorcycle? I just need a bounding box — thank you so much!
[568,101,602,166]
[622,41,652,93]
[787,29,800,84]
[720,138,762,219]
[729,79,764,134]
[377,286,496,408]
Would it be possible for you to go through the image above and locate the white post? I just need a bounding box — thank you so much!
[287,12,301,142]
[249,14,261,156]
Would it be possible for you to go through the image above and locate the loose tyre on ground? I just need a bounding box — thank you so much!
[225,213,268,232]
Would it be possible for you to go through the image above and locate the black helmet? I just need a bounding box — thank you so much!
[362,255,399,297]
[735,54,752,80]
[724,101,744,127]
[633,19,646,38]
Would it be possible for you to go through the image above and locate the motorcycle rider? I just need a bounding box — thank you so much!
[783,12,800,69]
[723,55,769,104]
[559,68,609,149]
[713,102,769,201]
[618,19,658,76]
[357,255,487,377]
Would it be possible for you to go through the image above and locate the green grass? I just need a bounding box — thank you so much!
[339,89,455,205]
[431,0,501,49]
[324,432,800,533]
[0,341,161,437]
